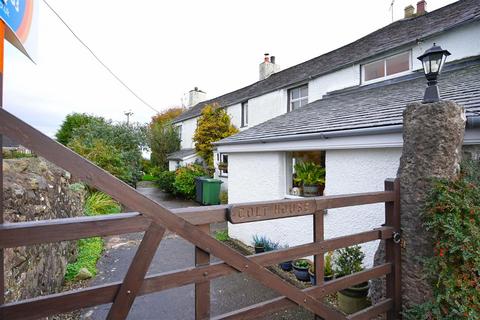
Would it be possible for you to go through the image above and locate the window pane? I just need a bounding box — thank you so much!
[386,52,410,76]
[300,98,308,107]
[364,60,385,81]
[291,101,300,110]
[300,86,308,98]
[291,88,299,100]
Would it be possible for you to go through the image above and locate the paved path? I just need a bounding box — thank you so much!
[82,184,312,320]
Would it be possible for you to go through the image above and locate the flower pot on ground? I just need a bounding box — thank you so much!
[308,252,335,285]
[293,161,325,197]
[277,244,292,271]
[308,265,316,285]
[292,259,311,282]
[334,245,370,314]
[251,235,279,254]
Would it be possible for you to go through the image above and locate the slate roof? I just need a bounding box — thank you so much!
[167,148,197,160]
[174,0,480,124]
[216,58,480,145]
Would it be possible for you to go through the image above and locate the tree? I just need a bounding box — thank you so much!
[148,107,184,170]
[193,104,239,167]
[68,120,147,186]
[55,113,105,145]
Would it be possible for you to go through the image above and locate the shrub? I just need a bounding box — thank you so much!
[55,113,105,145]
[157,170,176,193]
[193,104,238,168]
[173,164,206,199]
[85,192,121,216]
[334,245,365,276]
[215,230,229,242]
[220,191,228,204]
[404,161,480,320]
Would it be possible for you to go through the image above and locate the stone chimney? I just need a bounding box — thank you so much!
[404,5,415,18]
[259,53,280,80]
[417,0,427,15]
[187,87,207,108]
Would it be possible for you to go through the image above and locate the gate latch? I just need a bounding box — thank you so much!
[393,232,401,244]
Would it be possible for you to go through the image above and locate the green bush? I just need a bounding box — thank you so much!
[2,150,35,159]
[157,170,176,193]
[85,192,121,216]
[173,164,206,199]
[404,161,480,320]
[220,191,228,204]
[334,245,365,276]
[215,230,229,241]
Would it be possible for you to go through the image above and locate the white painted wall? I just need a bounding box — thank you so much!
[308,65,360,102]
[179,118,197,149]
[248,90,287,127]
[227,148,401,267]
[168,154,199,171]
[228,152,318,249]
[323,148,402,267]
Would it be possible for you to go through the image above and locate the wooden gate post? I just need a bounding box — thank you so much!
[313,210,325,320]
[385,179,401,319]
[195,224,211,320]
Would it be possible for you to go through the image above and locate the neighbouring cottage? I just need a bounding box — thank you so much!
[173,0,480,264]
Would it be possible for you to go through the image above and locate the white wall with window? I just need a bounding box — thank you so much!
[179,118,197,149]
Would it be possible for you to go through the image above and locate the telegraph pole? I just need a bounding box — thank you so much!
[124,110,133,125]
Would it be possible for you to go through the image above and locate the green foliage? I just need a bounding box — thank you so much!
[141,174,156,181]
[2,150,35,159]
[294,161,326,186]
[219,191,228,204]
[85,192,121,216]
[293,259,311,269]
[324,251,334,277]
[334,245,365,276]
[67,119,146,186]
[215,230,230,242]
[65,237,103,281]
[66,192,121,282]
[193,104,239,167]
[55,113,104,145]
[173,164,207,199]
[251,235,279,251]
[156,170,176,193]
[404,161,480,320]
[148,109,182,170]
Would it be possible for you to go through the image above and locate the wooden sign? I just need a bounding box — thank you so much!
[229,199,316,224]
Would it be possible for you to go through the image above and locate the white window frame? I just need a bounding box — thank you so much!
[288,84,308,112]
[361,51,412,85]
[218,153,229,178]
[241,101,248,127]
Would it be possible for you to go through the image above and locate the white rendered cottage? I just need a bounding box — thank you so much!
[172,0,480,264]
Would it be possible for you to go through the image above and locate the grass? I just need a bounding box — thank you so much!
[214,230,230,241]
[141,174,157,181]
[66,192,121,282]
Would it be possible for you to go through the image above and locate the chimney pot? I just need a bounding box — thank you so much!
[417,0,427,15]
[404,5,415,18]
[270,56,276,64]
[264,53,270,63]
[259,53,280,80]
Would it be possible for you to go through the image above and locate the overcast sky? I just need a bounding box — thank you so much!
[6,0,457,137]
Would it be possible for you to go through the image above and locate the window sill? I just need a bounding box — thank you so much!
[284,194,304,199]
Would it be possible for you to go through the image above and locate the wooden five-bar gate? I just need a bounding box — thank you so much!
[0,108,402,320]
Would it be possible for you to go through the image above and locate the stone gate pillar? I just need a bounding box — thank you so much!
[371,101,465,310]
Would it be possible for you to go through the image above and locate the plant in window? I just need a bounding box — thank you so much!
[294,161,326,197]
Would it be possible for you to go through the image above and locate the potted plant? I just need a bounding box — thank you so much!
[292,259,311,282]
[294,161,325,197]
[218,162,228,171]
[334,245,370,314]
[252,235,267,253]
[277,244,292,271]
[308,252,334,285]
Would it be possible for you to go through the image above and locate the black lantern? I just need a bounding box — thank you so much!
[417,43,451,103]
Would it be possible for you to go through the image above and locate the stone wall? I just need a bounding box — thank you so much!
[3,157,85,302]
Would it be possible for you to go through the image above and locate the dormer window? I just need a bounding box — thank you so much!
[288,85,308,112]
[362,51,411,83]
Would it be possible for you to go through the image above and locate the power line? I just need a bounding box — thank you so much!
[42,0,160,114]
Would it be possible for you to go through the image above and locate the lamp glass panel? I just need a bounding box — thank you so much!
[422,57,431,74]
[429,52,443,74]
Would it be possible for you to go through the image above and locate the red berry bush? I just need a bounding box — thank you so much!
[404,161,480,319]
